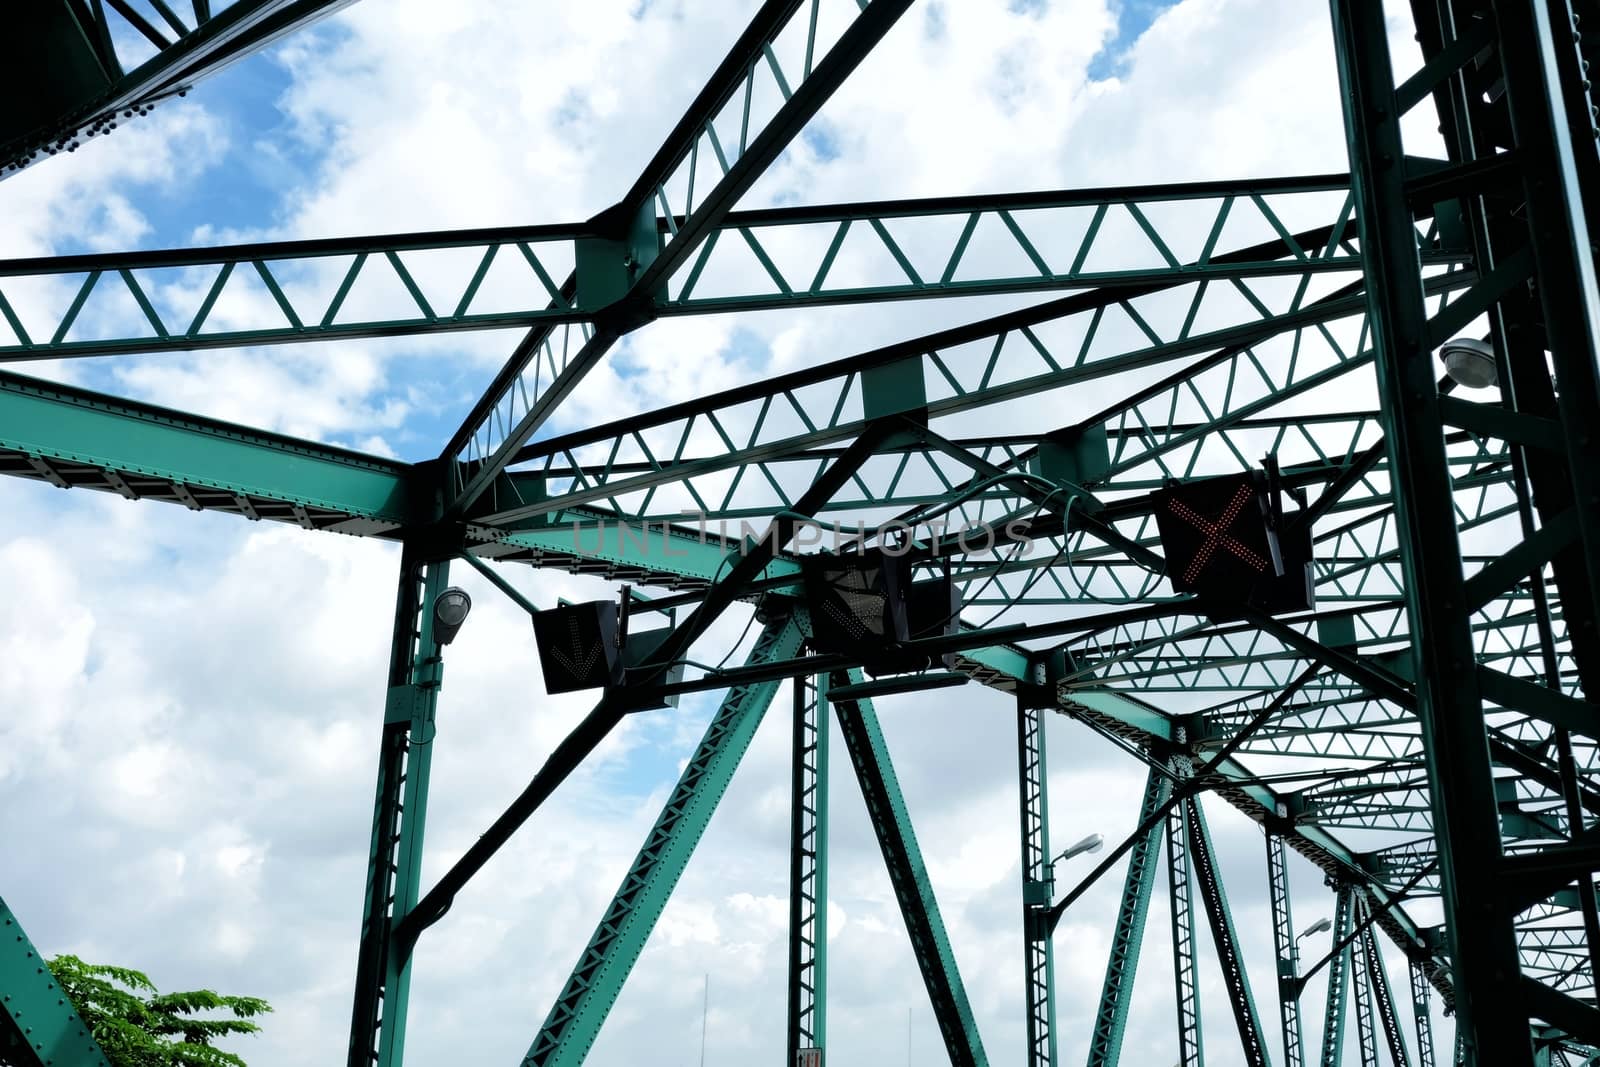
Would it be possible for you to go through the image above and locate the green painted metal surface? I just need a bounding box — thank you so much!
[787,671,829,1059]
[1085,765,1170,1067]
[1186,796,1271,1067]
[1017,697,1057,1067]
[0,180,1386,361]
[347,553,452,1067]
[5,0,1600,1060]
[0,896,110,1067]
[1329,0,1541,1060]
[0,369,414,525]
[1166,777,1204,1067]
[523,615,804,1067]
[833,670,988,1067]
[1,0,354,176]
[1319,888,1354,1067]
[1267,832,1305,1067]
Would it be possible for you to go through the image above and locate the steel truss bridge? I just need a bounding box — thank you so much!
[2,0,1600,1065]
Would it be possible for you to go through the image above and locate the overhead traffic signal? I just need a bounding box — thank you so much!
[801,547,911,656]
[865,572,962,676]
[1152,470,1315,616]
[531,599,625,694]
[618,625,686,708]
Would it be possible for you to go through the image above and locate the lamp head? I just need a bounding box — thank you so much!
[1054,833,1105,864]
[1440,337,1498,389]
[432,587,472,646]
[1298,916,1333,940]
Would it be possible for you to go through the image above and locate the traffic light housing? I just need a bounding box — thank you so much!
[865,572,962,677]
[1152,472,1315,616]
[801,547,911,656]
[531,599,625,694]
[618,625,686,708]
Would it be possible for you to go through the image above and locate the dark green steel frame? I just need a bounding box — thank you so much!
[5,0,1600,1062]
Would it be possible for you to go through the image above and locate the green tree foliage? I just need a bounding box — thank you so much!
[31,956,270,1067]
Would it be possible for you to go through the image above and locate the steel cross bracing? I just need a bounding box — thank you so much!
[524,614,805,1067]
[1349,898,1382,1067]
[1085,763,1170,1067]
[1321,886,1356,1067]
[6,0,1600,1063]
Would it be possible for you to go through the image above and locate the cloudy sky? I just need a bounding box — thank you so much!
[0,1,1451,1065]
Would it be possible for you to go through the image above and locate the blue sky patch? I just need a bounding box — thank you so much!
[1088,0,1178,80]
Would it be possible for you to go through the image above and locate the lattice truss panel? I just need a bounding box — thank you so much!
[4,0,1600,1065]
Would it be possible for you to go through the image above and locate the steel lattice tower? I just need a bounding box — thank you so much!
[2,1,1600,1065]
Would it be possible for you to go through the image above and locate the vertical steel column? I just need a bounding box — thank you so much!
[1320,887,1355,1067]
[1086,764,1172,1067]
[348,547,450,1067]
[1490,0,1600,612]
[1268,830,1305,1067]
[788,672,828,1063]
[1327,2,1534,1061]
[1017,696,1058,1067]
[832,671,987,1066]
[1416,0,1600,996]
[1409,958,1438,1067]
[1166,760,1204,1067]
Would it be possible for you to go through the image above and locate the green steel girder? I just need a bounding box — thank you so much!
[0,367,417,531]
[528,414,1393,527]
[831,670,988,1067]
[1268,831,1306,1067]
[523,614,804,1067]
[787,672,828,1060]
[1185,794,1272,1067]
[1085,763,1171,1067]
[1330,0,1600,1057]
[0,895,110,1067]
[1320,887,1356,1067]
[0,178,1378,362]
[1017,695,1056,1067]
[1411,958,1439,1067]
[444,0,916,515]
[486,260,1475,526]
[9,0,1600,1055]
[1,0,356,175]
[1350,898,1382,1067]
[347,551,451,1067]
[1359,891,1413,1067]
[1166,758,1204,1067]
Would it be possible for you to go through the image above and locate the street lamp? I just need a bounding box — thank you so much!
[1284,916,1332,993]
[1440,336,1498,389]
[1297,916,1332,941]
[1052,834,1104,867]
[432,587,472,646]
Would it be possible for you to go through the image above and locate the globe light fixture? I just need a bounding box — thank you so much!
[432,587,472,646]
[1440,336,1498,389]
